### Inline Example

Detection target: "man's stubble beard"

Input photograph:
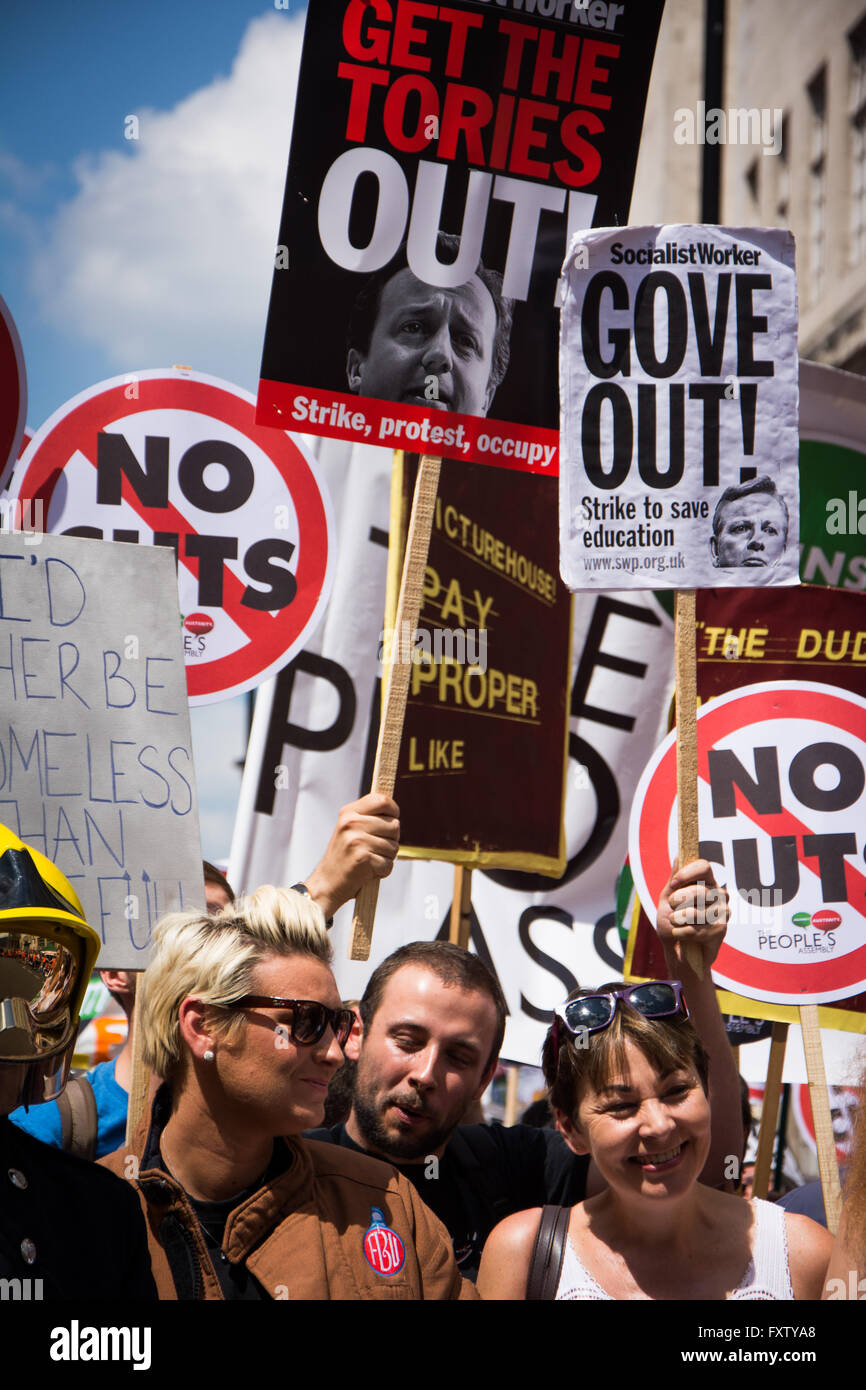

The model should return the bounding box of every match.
[350,1069,457,1162]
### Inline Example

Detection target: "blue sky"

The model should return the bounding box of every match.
[0,0,310,862]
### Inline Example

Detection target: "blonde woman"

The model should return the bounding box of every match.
[102,887,473,1300]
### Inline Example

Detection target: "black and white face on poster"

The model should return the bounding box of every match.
[257,0,665,475]
[559,225,799,589]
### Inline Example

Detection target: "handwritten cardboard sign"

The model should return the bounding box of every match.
[0,532,203,967]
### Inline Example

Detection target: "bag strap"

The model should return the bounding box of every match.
[57,1074,98,1162]
[526,1204,571,1301]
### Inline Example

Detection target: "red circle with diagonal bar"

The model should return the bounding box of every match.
[10,370,334,704]
[629,682,866,1005]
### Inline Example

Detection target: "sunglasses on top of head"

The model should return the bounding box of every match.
[551,980,688,1059]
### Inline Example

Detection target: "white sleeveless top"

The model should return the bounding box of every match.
[555,1198,795,1301]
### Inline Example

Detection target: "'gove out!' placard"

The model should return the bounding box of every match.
[0,532,204,968]
[559,225,799,589]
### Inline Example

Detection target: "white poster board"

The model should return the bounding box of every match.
[0,531,204,967]
[559,225,799,590]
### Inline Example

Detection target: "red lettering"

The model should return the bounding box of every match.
[383,74,440,151]
[342,0,392,66]
[489,93,516,170]
[573,39,619,110]
[438,83,494,163]
[337,62,391,142]
[499,19,537,91]
[554,109,604,187]
[391,0,437,72]
[438,6,483,78]
[532,30,581,103]
[509,98,558,180]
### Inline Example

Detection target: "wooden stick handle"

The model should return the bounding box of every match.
[449,866,473,949]
[675,589,704,979]
[800,1003,843,1234]
[350,454,442,960]
[125,977,149,1149]
[752,1021,788,1199]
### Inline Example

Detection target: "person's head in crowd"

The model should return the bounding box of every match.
[202,860,234,916]
[542,980,711,1190]
[139,886,351,1136]
[520,1096,555,1129]
[710,475,788,568]
[347,941,506,1161]
[346,235,514,419]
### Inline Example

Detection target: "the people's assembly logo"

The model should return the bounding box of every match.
[182,612,214,660]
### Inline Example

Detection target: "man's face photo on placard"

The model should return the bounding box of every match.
[345,237,513,420]
[710,477,789,568]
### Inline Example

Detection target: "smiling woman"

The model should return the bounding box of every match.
[100,887,474,1301]
[477,983,834,1301]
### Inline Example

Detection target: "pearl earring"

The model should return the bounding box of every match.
[203,1049,215,1063]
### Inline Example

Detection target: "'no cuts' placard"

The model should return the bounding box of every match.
[559,225,799,589]
[10,370,335,704]
[0,532,204,968]
[629,682,866,1006]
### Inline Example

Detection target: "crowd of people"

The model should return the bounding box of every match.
[1,796,864,1301]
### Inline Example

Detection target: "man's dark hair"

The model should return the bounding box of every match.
[347,234,514,394]
[359,941,507,1075]
[202,860,235,904]
[711,475,788,537]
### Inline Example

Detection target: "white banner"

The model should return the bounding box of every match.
[229,439,676,1066]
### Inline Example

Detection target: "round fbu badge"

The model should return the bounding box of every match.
[629,682,866,1006]
[363,1207,405,1277]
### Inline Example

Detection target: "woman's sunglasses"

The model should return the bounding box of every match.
[552,980,688,1060]
[229,996,356,1049]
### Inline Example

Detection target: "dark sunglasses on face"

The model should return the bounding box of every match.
[229,996,356,1050]
[552,980,689,1061]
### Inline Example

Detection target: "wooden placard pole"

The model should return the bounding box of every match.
[350,454,442,960]
[674,589,704,979]
[799,1003,843,1234]
[125,977,149,1148]
[449,866,473,949]
[504,1063,520,1127]
[752,1020,789,1199]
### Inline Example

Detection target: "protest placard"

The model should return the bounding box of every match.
[257,0,666,473]
[0,531,203,968]
[388,453,570,872]
[0,293,27,493]
[629,681,866,1007]
[559,224,799,588]
[9,370,335,704]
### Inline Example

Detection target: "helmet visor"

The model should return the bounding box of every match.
[0,924,85,1061]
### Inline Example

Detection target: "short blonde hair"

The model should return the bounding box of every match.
[138,885,332,1080]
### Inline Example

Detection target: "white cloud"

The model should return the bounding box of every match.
[31,11,304,392]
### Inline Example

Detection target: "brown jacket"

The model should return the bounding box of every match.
[101,1091,476,1301]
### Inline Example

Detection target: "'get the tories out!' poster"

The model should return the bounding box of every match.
[257,0,666,474]
[559,224,800,588]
